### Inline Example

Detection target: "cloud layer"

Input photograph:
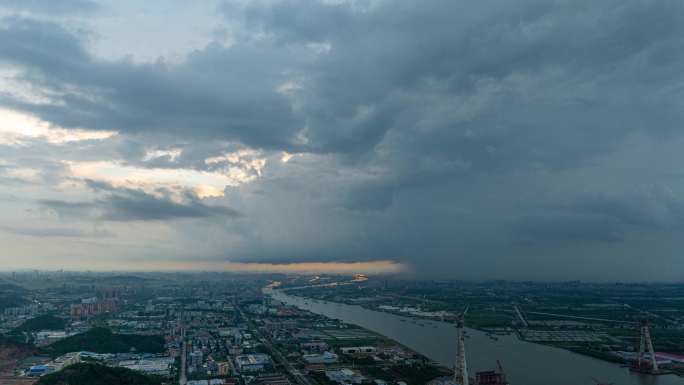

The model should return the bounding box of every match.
[1,0,684,280]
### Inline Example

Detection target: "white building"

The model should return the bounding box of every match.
[325,369,365,385]
[34,331,74,347]
[340,347,376,355]
[118,357,175,377]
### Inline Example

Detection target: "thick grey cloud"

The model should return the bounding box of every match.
[2,0,683,160]
[40,181,241,221]
[517,188,684,243]
[223,0,684,159]
[1,0,684,279]
[0,17,304,150]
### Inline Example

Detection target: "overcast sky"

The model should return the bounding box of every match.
[1,0,684,280]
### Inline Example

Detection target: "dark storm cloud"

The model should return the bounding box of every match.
[2,0,684,279]
[517,213,624,243]
[40,181,241,222]
[223,0,684,159]
[2,0,684,160]
[343,179,396,212]
[514,188,684,245]
[573,194,664,230]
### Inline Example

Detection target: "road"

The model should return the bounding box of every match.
[523,311,638,325]
[513,305,529,327]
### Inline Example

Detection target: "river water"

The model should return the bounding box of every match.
[269,290,684,385]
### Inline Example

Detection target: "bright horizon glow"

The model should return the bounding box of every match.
[0,259,409,275]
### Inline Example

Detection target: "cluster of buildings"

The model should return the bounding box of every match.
[4,304,43,318]
[26,352,81,377]
[171,292,434,385]
[248,294,439,385]
[25,352,176,378]
[0,273,457,385]
[69,297,117,319]
[234,354,272,373]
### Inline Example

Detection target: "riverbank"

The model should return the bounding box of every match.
[261,288,453,385]
[278,288,654,370]
[269,289,684,385]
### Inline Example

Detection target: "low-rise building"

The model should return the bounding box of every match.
[340,347,376,355]
[117,357,175,377]
[254,373,291,385]
[302,351,338,364]
[27,365,49,377]
[325,369,365,385]
[234,354,272,373]
[300,341,328,352]
[34,331,73,347]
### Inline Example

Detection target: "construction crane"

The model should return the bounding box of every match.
[451,314,510,385]
[517,308,662,375]
[454,316,469,385]
[631,319,659,374]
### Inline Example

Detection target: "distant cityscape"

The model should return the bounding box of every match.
[0,272,448,385]
[0,272,681,385]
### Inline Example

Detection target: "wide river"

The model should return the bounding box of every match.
[269,290,684,385]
